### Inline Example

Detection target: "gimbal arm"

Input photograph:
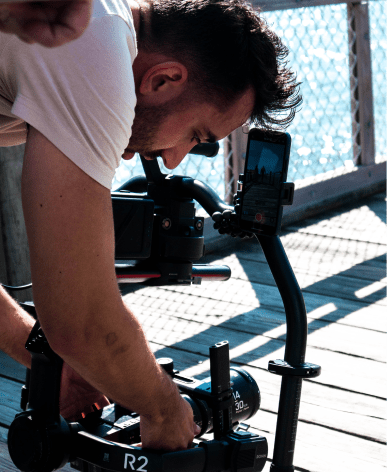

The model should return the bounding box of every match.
[115,150,232,216]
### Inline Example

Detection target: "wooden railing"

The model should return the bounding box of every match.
[220,0,385,234]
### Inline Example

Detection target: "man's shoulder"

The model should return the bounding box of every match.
[92,0,136,39]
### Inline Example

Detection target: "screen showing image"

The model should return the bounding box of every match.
[247,140,284,174]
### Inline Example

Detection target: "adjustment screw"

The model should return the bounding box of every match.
[161,218,172,230]
[212,212,222,222]
[195,219,204,231]
[157,357,174,374]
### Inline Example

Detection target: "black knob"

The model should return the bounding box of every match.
[8,411,71,472]
[157,358,174,375]
[212,212,222,223]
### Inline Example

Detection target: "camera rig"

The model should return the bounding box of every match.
[8,141,321,472]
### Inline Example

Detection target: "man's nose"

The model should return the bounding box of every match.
[162,143,196,169]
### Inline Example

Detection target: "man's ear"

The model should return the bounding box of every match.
[138,62,188,104]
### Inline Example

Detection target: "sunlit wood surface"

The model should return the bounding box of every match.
[1,192,386,472]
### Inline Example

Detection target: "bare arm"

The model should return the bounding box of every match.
[0,0,92,47]
[0,285,110,420]
[21,127,198,450]
[0,285,34,367]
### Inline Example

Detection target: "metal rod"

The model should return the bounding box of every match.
[257,235,308,471]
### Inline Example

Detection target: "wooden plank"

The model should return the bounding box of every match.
[250,417,386,472]
[0,378,22,427]
[205,253,387,308]
[0,425,7,443]
[126,288,386,362]
[0,351,26,384]
[281,166,386,234]
[249,412,386,471]
[224,250,385,283]
[287,192,386,231]
[123,305,386,396]
[123,274,386,334]
[285,207,386,244]
[225,230,386,269]
[0,439,22,472]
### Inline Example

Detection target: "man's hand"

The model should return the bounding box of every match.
[60,362,110,422]
[140,394,201,451]
[0,0,92,47]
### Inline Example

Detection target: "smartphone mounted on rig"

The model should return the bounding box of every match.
[7,130,320,472]
[235,129,294,236]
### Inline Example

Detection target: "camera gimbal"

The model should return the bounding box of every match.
[8,142,320,472]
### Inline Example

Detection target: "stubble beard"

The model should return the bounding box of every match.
[125,103,169,159]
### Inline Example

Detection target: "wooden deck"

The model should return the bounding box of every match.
[1,192,386,472]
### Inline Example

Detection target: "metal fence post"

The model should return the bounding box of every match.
[0,144,32,302]
[0,211,7,283]
[224,127,248,203]
[347,1,375,166]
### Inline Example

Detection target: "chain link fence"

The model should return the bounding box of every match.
[113,1,386,203]
[370,0,387,164]
[275,3,353,181]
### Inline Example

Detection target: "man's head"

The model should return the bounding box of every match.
[125,0,301,168]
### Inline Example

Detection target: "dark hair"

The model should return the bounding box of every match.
[139,0,302,129]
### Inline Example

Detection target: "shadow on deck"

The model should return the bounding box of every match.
[1,192,386,472]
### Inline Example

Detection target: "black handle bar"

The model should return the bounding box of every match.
[190,142,220,157]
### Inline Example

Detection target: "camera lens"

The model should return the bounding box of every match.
[183,367,260,436]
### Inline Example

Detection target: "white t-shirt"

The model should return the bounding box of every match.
[0,0,137,189]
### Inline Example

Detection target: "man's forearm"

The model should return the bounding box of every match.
[50,295,181,423]
[0,285,34,368]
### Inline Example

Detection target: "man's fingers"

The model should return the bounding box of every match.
[194,423,201,436]
[0,0,93,47]
[24,0,92,47]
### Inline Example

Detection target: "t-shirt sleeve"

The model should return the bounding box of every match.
[10,14,136,189]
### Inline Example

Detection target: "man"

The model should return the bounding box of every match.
[0,0,93,47]
[0,0,301,451]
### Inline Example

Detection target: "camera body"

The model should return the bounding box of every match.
[112,176,206,285]
[112,156,232,286]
